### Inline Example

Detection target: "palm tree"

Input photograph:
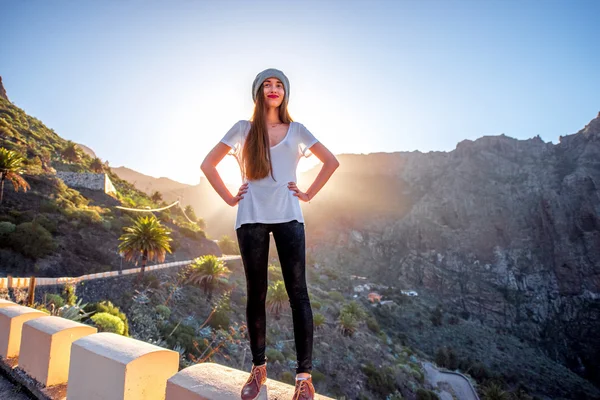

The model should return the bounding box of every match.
[0,147,30,204]
[482,382,510,400]
[61,141,80,163]
[340,301,366,321]
[481,382,510,400]
[150,191,163,203]
[90,157,104,173]
[186,255,231,301]
[266,280,289,319]
[118,215,172,279]
[313,312,326,331]
[337,312,357,337]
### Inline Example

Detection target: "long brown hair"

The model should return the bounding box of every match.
[242,83,293,181]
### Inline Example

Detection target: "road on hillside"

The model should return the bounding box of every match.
[423,362,479,400]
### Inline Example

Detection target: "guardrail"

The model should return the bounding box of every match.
[0,255,241,289]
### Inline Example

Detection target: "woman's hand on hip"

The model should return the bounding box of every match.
[227,183,248,206]
[288,182,310,202]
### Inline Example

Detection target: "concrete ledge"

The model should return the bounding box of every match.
[66,332,179,400]
[166,363,334,400]
[0,305,47,359]
[19,316,97,387]
[0,300,16,308]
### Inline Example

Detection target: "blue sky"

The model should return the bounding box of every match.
[1,0,599,185]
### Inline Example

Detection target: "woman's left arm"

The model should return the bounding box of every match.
[288,142,339,202]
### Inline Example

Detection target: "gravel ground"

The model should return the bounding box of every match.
[0,374,31,400]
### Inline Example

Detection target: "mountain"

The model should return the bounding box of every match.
[76,142,97,158]
[299,112,600,390]
[110,167,241,239]
[110,111,600,392]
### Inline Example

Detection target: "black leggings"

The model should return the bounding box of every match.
[236,219,313,374]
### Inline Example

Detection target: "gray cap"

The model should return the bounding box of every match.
[252,68,290,104]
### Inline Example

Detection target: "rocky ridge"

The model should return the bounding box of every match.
[306,112,600,389]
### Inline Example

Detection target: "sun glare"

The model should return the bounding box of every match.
[212,154,322,188]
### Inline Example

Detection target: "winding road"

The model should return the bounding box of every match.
[422,362,479,400]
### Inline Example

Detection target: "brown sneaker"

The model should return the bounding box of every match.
[292,376,315,400]
[241,363,267,400]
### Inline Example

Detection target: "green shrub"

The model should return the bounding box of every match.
[328,291,344,302]
[208,307,230,330]
[366,317,380,333]
[361,362,397,398]
[86,301,129,336]
[74,208,102,224]
[161,323,200,356]
[435,347,448,367]
[469,361,490,381]
[341,301,366,321]
[434,347,458,369]
[9,222,57,259]
[313,313,326,329]
[410,368,424,383]
[281,371,294,385]
[45,293,65,309]
[91,312,125,335]
[61,284,77,306]
[141,274,160,289]
[217,235,240,255]
[0,221,16,236]
[430,305,443,327]
[40,200,60,213]
[311,300,322,310]
[266,348,285,363]
[155,305,171,319]
[34,214,58,234]
[312,370,325,384]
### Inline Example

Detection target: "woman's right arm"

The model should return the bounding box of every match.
[200,142,247,207]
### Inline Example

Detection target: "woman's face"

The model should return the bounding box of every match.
[262,78,285,108]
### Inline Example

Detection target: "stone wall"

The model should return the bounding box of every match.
[56,172,116,195]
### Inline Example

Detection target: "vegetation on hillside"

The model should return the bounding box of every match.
[0,94,211,277]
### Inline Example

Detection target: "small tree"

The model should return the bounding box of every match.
[185,255,231,301]
[340,301,366,321]
[0,147,30,204]
[313,313,326,330]
[90,157,104,173]
[61,141,81,163]
[151,191,163,203]
[266,280,289,319]
[118,215,172,279]
[337,312,358,337]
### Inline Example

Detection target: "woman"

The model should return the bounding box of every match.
[200,68,339,400]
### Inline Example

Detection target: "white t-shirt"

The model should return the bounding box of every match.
[220,120,319,230]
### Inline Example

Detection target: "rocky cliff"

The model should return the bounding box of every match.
[304,112,600,388]
[0,76,8,101]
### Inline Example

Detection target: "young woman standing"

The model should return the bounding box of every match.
[200,68,339,400]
